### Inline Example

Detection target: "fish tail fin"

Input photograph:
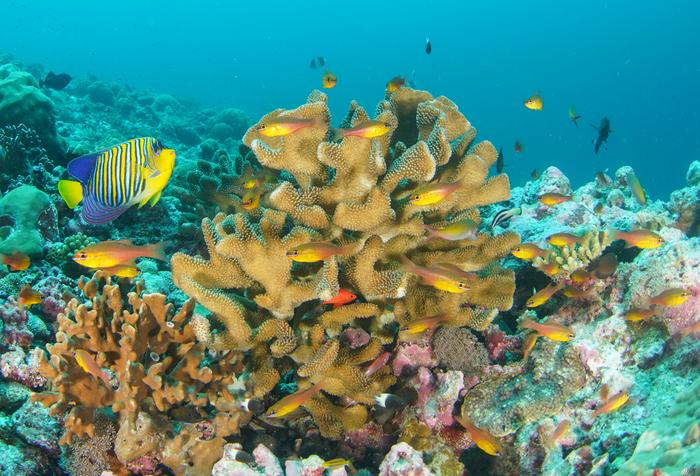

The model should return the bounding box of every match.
[519,317,536,330]
[398,255,416,273]
[58,180,84,209]
[146,242,168,262]
[331,128,346,141]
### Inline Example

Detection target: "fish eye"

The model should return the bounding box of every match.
[411,194,420,201]
[257,124,266,130]
[384,122,391,128]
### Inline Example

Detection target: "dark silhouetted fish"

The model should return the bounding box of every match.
[309,57,326,69]
[592,117,611,154]
[425,38,432,55]
[41,71,72,90]
[497,146,504,173]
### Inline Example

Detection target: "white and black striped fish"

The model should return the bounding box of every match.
[58,137,176,224]
[490,207,522,230]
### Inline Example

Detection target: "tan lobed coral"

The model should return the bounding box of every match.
[532,227,612,279]
[30,271,247,476]
[170,88,519,439]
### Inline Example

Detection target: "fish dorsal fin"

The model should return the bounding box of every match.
[112,239,134,245]
[67,152,102,184]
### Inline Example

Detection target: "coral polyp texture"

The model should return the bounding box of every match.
[171,88,518,440]
[31,271,246,475]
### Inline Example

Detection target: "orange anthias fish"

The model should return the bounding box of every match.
[265,380,325,418]
[286,242,352,263]
[400,257,470,293]
[539,193,572,206]
[365,350,391,377]
[334,120,392,140]
[570,269,595,285]
[547,232,583,247]
[102,263,140,279]
[511,243,548,260]
[386,76,406,92]
[679,320,700,336]
[650,288,692,307]
[520,316,574,341]
[2,252,31,271]
[593,391,630,418]
[522,333,538,360]
[562,286,593,299]
[322,69,337,88]
[73,240,167,269]
[425,219,478,241]
[613,230,664,249]
[526,283,564,308]
[74,349,111,387]
[409,182,461,206]
[540,261,560,277]
[17,284,42,308]
[545,420,571,450]
[322,288,357,308]
[455,415,503,456]
[400,313,449,336]
[255,117,323,137]
[623,308,655,322]
[524,94,543,111]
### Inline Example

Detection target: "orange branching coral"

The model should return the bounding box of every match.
[171,87,519,439]
[31,272,247,475]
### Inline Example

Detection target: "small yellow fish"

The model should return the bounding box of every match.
[101,263,140,279]
[593,392,629,418]
[547,232,583,247]
[74,349,112,387]
[425,219,478,241]
[322,69,337,88]
[522,333,538,360]
[17,284,42,308]
[623,308,654,322]
[265,381,324,418]
[400,256,470,294]
[409,182,461,206]
[650,288,692,307]
[570,269,595,285]
[627,172,647,206]
[520,316,574,341]
[561,286,592,299]
[386,76,406,92]
[524,94,543,111]
[455,415,503,456]
[334,120,392,140]
[255,117,322,137]
[526,283,564,308]
[74,240,166,269]
[594,202,604,215]
[539,193,572,206]
[679,320,700,336]
[241,189,262,211]
[511,243,548,260]
[400,314,449,336]
[322,458,356,472]
[568,106,582,126]
[540,261,560,277]
[286,242,352,263]
[613,230,664,249]
[545,420,571,450]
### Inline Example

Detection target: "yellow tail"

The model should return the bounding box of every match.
[58,180,83,209]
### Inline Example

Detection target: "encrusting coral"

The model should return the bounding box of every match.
[170,87,520,439]
[30,271,247,475]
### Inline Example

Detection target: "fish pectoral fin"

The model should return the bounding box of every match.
[58,180,84,208]
[148,191,162,207]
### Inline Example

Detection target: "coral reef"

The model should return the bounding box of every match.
[170,88,518,443]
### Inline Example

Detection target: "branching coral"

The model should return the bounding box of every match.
[30,271,247,475]
[171,88,519,439]
[532,227,612,278]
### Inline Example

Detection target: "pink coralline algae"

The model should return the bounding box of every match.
[417,370,464,429]
[0,346,46,388]
[0,298,33,348]
[391,337,437,376]
[484,325,521,362]
[378,443,431,476]
[213,443,283,476]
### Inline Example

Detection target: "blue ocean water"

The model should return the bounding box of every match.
[2,0,698,197]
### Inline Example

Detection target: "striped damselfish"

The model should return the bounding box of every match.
[58,137,176,224]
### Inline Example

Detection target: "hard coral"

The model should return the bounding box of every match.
[31,271,247,475]
[172,88,519,440]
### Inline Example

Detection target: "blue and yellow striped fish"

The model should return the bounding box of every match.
[58,137,176,224]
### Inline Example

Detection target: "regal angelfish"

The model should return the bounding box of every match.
[58,137,176,224]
